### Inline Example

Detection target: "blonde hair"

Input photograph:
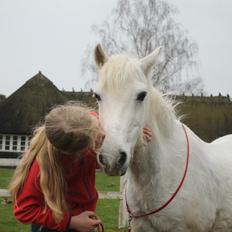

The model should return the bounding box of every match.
[45,103,100,153]
[9,103,100,222]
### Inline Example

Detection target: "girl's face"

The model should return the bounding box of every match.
[90,116,105,152]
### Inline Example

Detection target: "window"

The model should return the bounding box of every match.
[5,135,10,151]
[20,136,26,151]
[0,134,30,152]
[13,136,18,151]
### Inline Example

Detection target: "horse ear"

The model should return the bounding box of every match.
[94,44,108,70]
[140,47,162,77]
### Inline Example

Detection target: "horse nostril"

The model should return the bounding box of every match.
[99,154,106,166]
[118,151,127,166]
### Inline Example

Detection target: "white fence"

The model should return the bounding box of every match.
[0,158,20,167]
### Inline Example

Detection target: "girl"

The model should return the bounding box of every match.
[9,103,152,232]
[10,103,103,232]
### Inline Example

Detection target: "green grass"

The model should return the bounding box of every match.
[0,200,123,232]
[0,168,14,189]
[0,203,30,232]
[0,168,124,232]
[96,171,120,192]
[97,199,121,231]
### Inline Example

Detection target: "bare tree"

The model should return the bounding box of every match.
[82,0,204,94]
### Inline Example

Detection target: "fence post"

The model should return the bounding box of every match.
[118,176,128,229]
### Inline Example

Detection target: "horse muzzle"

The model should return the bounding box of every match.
[98,150,128,176]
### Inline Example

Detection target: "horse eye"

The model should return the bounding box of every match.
[136,91,147,101]
[94,93,101,101]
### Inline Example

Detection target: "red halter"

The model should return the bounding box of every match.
[125,124,190,231]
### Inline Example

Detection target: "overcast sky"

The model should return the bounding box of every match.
[0,0,231,97]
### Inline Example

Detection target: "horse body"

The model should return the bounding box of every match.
[127,118,232,232]
[94,44,232,231]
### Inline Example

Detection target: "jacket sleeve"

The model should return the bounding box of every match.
[13,161,71,232]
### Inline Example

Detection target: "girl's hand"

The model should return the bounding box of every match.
[143,127,152,144]
[69,211,101,232]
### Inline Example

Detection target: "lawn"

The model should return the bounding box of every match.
[0,168,14,189]
[0,168,126,232]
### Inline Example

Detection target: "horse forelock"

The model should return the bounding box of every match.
[98,54,146,93]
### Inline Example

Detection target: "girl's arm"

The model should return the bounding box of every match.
[13,161,71,232]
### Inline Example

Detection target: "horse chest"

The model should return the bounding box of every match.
[127,183,216,232]
[127,182,157,211]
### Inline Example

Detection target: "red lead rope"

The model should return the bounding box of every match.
[125,124,190,230]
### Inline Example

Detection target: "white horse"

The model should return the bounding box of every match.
[94,44,232,232]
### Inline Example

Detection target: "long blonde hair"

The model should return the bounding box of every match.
[9,103,101,222]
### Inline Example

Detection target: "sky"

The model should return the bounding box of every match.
[0,0,231,97]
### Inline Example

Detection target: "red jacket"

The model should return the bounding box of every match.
[14,149,98,231]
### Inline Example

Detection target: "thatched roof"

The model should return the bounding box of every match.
[62,90,97,109]
[0,94,6,102]
[0,94,6,108]
[0,72,67,134]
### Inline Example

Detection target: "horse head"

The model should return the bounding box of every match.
[94,44,161,176]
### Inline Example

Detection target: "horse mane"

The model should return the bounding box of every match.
[148,89,179,137]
